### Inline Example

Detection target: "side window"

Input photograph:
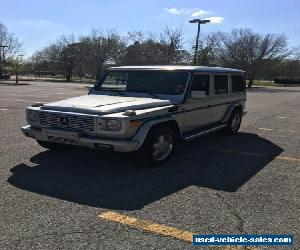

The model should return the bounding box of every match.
[214,75,228,94]
[191,75,210,95]
[232,75,246,92]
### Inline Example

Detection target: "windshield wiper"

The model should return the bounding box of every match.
[115,90,126,96]
[98,88,126,96]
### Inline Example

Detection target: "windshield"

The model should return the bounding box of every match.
[95,70,189,95]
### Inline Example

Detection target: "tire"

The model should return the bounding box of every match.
[37,140,69,150]
[224,110,242,134]
[139,126,177,166]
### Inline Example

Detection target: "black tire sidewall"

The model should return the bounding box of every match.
[227,111,242,134]
[143,127,177,166]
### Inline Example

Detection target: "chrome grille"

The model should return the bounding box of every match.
[38,112,95,132]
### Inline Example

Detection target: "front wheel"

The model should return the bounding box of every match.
[224,111,242,134]
[140,127,177,166]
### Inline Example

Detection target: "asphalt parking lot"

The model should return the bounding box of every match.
[0,81,299,250]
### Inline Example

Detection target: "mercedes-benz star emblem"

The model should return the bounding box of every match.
[58,116,70,126]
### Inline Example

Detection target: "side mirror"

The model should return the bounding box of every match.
[191,91,207,99]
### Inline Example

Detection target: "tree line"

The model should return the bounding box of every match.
[1,22,299,87]
[0,23,22,75]
[28,27,190,82]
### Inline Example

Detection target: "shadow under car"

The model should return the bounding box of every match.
[8,132,282,210]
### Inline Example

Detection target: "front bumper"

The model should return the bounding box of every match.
[21,125,139,152]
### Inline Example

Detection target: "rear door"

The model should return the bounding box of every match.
[211,74,230,123]
[181,73,213,133]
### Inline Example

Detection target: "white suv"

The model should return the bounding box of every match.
[22,66,247,165]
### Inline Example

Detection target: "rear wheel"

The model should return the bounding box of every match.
[224,110,242,134]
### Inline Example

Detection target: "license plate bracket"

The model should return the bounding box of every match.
[45,129,79,144]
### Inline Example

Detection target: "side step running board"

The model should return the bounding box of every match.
[183,124,227,141]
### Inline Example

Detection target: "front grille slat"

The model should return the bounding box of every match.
[38,112,95,132]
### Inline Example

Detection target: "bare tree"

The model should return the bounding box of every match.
[276,59,300,79]
[30,35,79,81]
[31,43,63,77]
[158,27,184,64]
[120,27,189,65]
[291,46,300,60]
[81,30,125,80]
[29,26,293,84]
[31,50,48,76]
[56,34,78,81]
[214,28,290,87]
[29,30,124,80]
[126,31,145,44]
[197,33,220,66]
[0,23,22,74]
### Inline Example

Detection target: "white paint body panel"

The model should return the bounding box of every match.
[42,94,175,114]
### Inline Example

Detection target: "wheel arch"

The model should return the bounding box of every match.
[222,103,243,123]
[148,120,181,136]
[133,117,181,150]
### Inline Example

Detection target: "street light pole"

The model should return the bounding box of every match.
[189,19,210,65]
[16,54,24,84]
[194,21,201,66]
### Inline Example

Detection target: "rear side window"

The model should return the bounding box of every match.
[214,75,228,94]
[232,75,246,92]
[191,75,210,95]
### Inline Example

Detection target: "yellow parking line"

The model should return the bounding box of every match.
[216,150,300,163]
[99,211,194,242]
[279,129,297,133]
[258,127,297,133]
[276,156,300,163]
[99,211,258,250]
[258,127,273,131]
[269,134,300,139]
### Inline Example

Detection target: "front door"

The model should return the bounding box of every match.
[182,74,213,133]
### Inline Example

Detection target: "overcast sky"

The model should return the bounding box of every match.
[1,0,299,57]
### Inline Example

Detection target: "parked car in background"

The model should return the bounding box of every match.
[0,73,11,80]
[274,77,300,84]
[80,73,95,79]
[22,66,247,166]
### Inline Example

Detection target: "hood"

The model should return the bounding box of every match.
[41,94,173,114]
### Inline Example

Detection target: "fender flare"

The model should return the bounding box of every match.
[222,103,243,123]
[132,116,179,150]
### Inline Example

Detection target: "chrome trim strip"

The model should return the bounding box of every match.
[183,124,227,141]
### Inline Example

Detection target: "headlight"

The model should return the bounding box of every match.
[27,110,38,125]
[96,117,122,132]
[106,119,121,131]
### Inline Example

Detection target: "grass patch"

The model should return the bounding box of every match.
[8,77,94,84]
[251,80,300,87]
